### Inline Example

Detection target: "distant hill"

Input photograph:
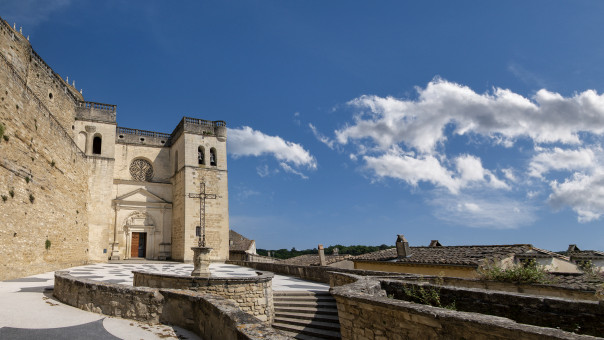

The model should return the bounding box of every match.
[257,244,394,260]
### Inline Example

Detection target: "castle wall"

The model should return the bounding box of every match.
[0,28,90,280]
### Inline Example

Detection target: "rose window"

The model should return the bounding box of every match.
[130,159,153,182]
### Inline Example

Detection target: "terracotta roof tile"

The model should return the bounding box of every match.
[229,230,253,252]
[353,245,535,267]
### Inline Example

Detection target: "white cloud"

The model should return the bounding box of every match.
[228,126,317,177]
[336,79,604,154]
[431,194,537,229]
[549,170,604,222]
[364,150,507,194]
[309,123,336,149]
[280,162,308,179]
[529,147,596,178]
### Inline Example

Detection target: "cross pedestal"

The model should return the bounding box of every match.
[191,247,213,277]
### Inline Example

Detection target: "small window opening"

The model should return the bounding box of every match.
[92,136,102,155]
[196,226,201,237]
[210,148,217,166]
[198,146,205,165]
[48,92,53,99]
[119,135,124,138]
[140,138,145,142]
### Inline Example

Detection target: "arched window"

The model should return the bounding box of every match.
[210,148,217,166]
[174,151,179,174]
[92,135,102,155]
[198,146,205,165]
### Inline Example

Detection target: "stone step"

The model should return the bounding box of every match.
[274,301,337,308]
[278,330,328,340]
[274,290,332,297]
[275,311,340,323]
[275,306,339,316]
[272,322,341,340]
[274,296,336,303]
[274,316,340,332]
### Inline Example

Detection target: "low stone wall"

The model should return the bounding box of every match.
[404,275,598,301]
[133,271,274,322]
[228,260,403,284]
[331,274,602,340]
[233,260,599,301]
[53,271,164,322]
[53,271,291,340]
[382,279,603,337]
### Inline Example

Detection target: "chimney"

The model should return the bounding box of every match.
[333,247,339,256]
[429,240,442,247]
[318,244,326,266]
[396,235,410,259]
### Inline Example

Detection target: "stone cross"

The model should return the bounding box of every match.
[188,180,217,248]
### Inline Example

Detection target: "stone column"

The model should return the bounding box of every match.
[191,247,212,277]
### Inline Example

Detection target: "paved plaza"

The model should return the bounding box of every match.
[0,262,328,339]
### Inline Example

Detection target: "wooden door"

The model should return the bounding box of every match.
[131,233,139,257]
[138,232,147,258]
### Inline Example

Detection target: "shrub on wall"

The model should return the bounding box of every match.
[478,259,550,284]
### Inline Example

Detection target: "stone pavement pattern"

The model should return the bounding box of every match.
[0,262,328,339]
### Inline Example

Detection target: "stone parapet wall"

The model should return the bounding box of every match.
[382,279,603,337]
[53,271,291,340]
[54,271,164,322]
[133,271,274,322]
[332,274,602,340]
[228,260,403,284]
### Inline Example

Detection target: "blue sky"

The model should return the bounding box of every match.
[3,1,604,251]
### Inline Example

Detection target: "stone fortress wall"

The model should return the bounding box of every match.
[0,20,90,280]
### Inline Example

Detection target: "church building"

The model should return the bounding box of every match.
[80,106,230,263]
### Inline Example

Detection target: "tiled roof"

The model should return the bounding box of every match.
[353,244,535,267]
[569,250,604,261]
[229,230,253,252]
[548,272,604,291]
[281,254,352,266]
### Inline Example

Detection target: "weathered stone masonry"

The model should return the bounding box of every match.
[0,19,89,280]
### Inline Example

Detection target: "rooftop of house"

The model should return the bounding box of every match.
[353,244,540,267]
[280,254,353,266]
[566,244,604,261]
[229,230,254,252]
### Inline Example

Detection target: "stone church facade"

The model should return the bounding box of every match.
[80,108,229,263]
[0,18,229,280]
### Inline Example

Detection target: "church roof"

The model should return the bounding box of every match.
[229,230,254,252]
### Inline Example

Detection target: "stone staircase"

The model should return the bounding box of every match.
[272,291,341,340]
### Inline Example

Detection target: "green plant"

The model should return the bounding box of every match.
[0,122,4,141]
[45,239,51,250]
[9,189,14,198]
[29,193,34,203]
[478,259,550,284]
[1,195,7,202]
[2,135,8,142]
[50,160,55,167]
[25,176,30,183]
[578,261,604,282]
[402,276,456,310]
